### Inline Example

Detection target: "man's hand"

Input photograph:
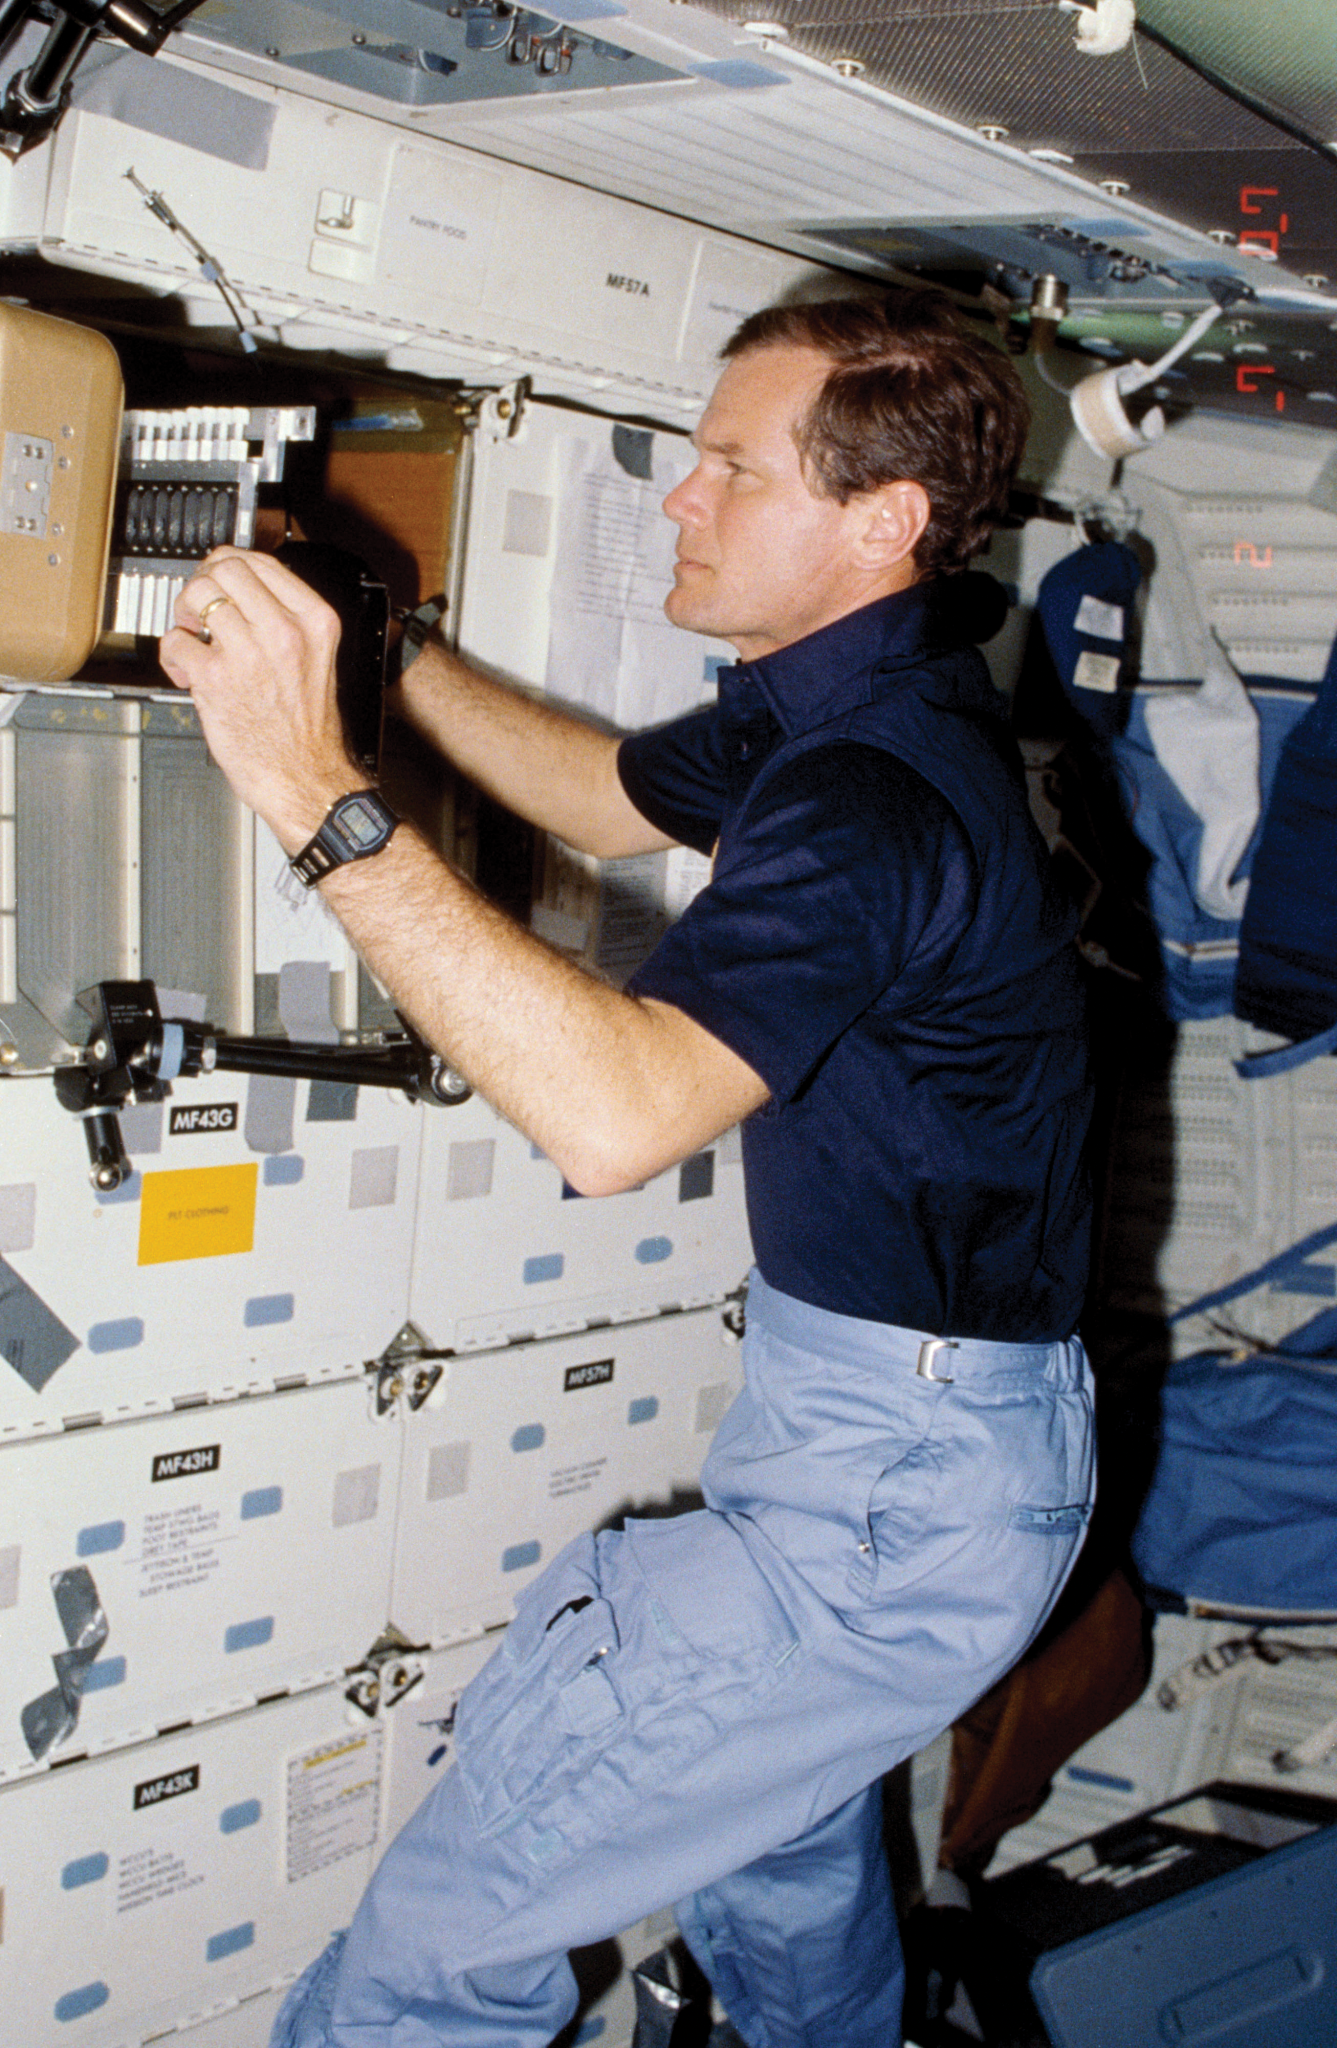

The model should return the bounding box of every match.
[158,546,363,851]
[157,548,769,1192]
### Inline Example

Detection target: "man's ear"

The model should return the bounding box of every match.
[859,479,931,572]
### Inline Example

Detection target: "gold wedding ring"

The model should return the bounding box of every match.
[196,593,231,644]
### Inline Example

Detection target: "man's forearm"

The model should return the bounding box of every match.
[157,549,757,1186]
[318,822,766,1194]
[392,643,672,860]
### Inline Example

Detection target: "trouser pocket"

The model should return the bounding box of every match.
[454,1518,801,1872]
[455,1536,624,1844]
[843,1369,1094,1647]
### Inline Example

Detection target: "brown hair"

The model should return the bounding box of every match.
[722,292,1029,578]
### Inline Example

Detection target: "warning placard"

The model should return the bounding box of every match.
[137,1164,258,1265]
[286,1728,384,1884]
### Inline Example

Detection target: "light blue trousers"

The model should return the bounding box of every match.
[274,1272,1095,2048]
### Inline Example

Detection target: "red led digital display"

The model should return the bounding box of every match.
[1234,184,1288,412]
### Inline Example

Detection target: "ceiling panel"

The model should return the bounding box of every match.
[160,0,1337,426]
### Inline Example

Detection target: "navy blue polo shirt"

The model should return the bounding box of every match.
[619,583,1092,1342]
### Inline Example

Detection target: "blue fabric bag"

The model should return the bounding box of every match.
[1234,630,1337,1075]
[1132,1225,1337,1619]
[1133,1338,1337,1620]
[1038,544,1314,1022]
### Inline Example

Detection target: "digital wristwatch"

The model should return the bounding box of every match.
[289,789,401,888]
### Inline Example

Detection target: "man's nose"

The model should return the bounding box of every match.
[663,466,703,525]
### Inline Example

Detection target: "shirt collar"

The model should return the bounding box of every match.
[716,582,950,741]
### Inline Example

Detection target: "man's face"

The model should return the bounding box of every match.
[662,344,913,661]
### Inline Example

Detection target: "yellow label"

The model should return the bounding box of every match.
[138,1164,258,1266]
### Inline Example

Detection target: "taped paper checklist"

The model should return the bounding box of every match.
[286,1728,384,1882]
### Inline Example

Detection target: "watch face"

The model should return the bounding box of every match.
[292,791,398,887]
[337,795,388,850]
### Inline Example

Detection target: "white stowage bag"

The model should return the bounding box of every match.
[1142,636,1262,922]
[1060,0,1137,58]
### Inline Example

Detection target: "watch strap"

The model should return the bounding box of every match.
[394,596,446,679]
[290,789,401,888]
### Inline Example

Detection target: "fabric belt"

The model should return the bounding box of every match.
[746,1269,1081,1387]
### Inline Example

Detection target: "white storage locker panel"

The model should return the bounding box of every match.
[37,74,823,411]
[1210,1624,1337,1803]
[1010,1623,1337,1838]
[0,1070,423,1437]
[376,1635,497,1856]
[392,1303,745,1643]
[1266,1056,1337,1322]
[0,1684,382,2048]
[409,1094,749,1350]
[1127,452,1337,689]
[0,1378,400,1779]
[173,1985,288,2048]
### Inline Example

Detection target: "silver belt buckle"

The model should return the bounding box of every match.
[916,1337,958,1384]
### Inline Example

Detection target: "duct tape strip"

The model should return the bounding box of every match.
[307,1080,358,1123]
[279,960,340,1046]
[612,425,654,481]
[0,1254,80,1393]
[118,1101,164,1157]
[21,1566,109,1761]
[69,48,276,171]
[0,1182,35,1254]
[245,1073,297,1155]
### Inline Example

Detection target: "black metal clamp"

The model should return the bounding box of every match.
[54,978,470,1190]
[0,1,210,154]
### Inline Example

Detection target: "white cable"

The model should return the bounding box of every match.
[1034,349,1077,395]
[1119,301,1225,393]
[1037,303,1221,401]
[1069,302,1225,458]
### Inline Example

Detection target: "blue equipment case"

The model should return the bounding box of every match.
[984,1782,1337,2048]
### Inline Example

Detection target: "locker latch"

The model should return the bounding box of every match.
[371,1322,447,1415]
[479,376,533,443]
[344,1623,427,1720]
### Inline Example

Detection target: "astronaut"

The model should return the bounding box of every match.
[161,290,1094,2048]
